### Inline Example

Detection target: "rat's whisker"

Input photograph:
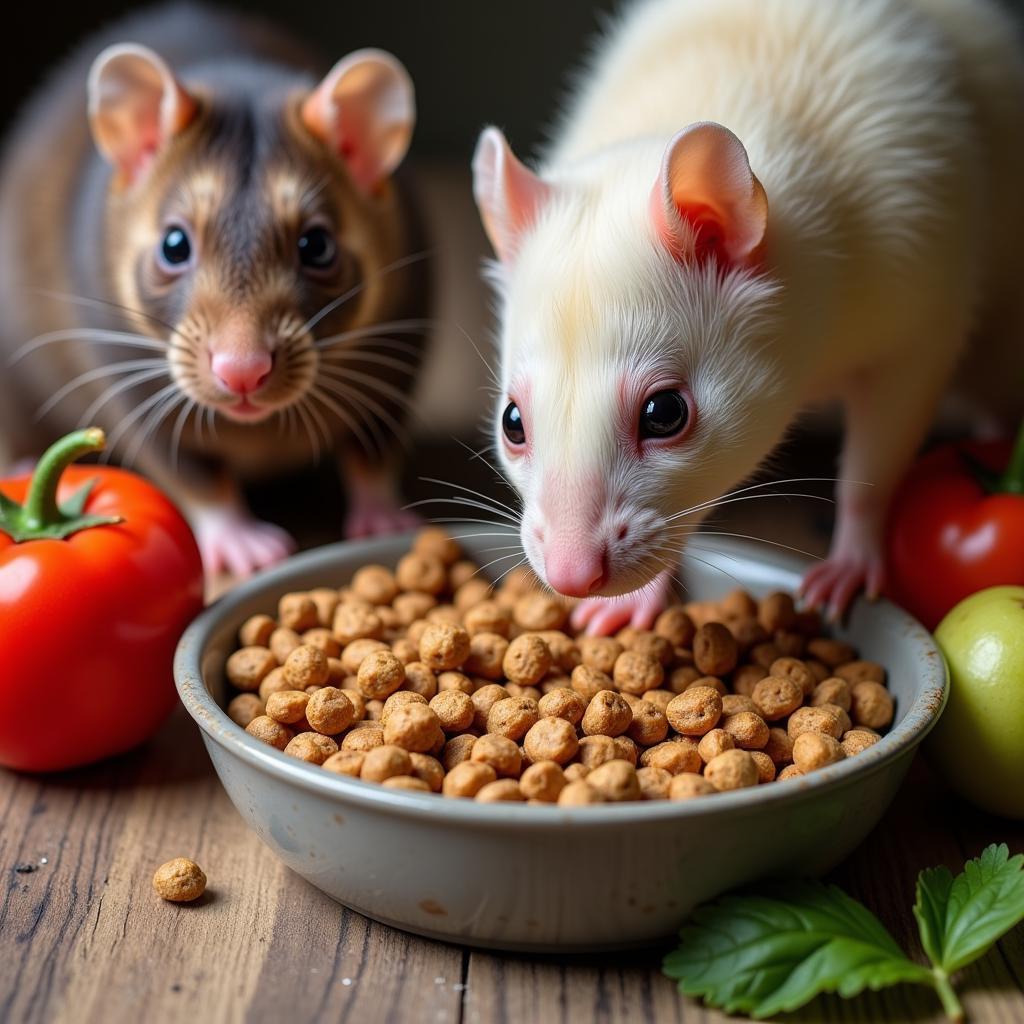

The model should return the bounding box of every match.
[170,398,196,471]
[37,359,167,421]
[665,526,824,562]
[124,390,187,467]
[472,549,532,579]
[307,386,376,456]
[301,249,434,335]
[76,367,171,427]
[316,377,412,451]
[101,382,181,461]
[666,490,836,524]
[292,399,322,463]
[418,475,521,516]
[321,349,419,375]
[419,516,520,531]
[450,322,501,393]
[490,555,531,588]
[27,288,187,342]
[315,319,435,350]
[319,364,418,411]
[10,328,168,365]
[406,495,520,524]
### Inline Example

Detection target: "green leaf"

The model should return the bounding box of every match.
[914,843,1024,974]
[663,881,933,1018]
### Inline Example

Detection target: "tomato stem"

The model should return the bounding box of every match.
[0,428,123,543]
[22,429,106,529]
[998,415,1024,495]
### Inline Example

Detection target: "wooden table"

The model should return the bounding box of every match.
[2,475,1023,1024]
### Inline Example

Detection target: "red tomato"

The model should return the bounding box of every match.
[885,437,1024,631]
[0,429,203,771]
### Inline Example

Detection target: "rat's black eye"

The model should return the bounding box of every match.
[639,390,689,439]
[298,226,338,270]
[502,401,526,446]
[159,226,192,269]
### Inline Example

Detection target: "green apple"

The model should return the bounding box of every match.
[930,586,1024,818]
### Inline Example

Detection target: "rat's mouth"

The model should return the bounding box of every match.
[220,397,274,423]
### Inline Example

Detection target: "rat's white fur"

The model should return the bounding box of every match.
[479,0,1024,612]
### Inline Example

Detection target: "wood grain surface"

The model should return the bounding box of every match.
[2,700,1022,1024]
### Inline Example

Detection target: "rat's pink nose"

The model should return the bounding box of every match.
[544,543,608,598]
[211,351,273,395]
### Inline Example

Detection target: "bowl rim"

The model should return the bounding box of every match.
[174,532,948,829]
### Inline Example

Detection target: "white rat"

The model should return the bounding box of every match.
[472,0,1024,633]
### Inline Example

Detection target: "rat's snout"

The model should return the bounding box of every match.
[210,350,272,395]
[208,316,273,396]
[543,539,609,597]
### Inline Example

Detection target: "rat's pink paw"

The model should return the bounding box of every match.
[570,571,671,635]
[194,507,296,578]
[345,494,420,539]
[801,550,885,622]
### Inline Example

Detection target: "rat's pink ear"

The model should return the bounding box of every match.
[88,44,197,188]
[473,127,552,263]
[653,122,768,267]
[302,50,415,195]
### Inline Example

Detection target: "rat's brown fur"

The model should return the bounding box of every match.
[0,3,428,543]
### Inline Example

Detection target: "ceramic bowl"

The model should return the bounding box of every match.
[174,531,947,952]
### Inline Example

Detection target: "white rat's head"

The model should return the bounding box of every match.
[473,123,791,598]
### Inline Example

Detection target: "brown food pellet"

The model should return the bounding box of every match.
[523,717,579,765]
[438,671,475,694]
[226,647,276,692]
[361,744,413,782]
[793,731,846,772]
[396,552,447,595]
[640,738,701,775]
[322,750,365,777]
[383,703,442,753]
[488,697,540,741]
[586,759,641,802]
[340,638,388,675]
[770,657,816,697]
[265,689,310,725]
[519,761,566,802]
[413,527,462,565]
[419,622,472,672]
[788,705,843,740]
[811,677,852,711]
[693,623,739,676]
[430,690,475,732]
[582,690,634,737]
[463,601,512,638]
[697,728,735,763]
[381,775,432,792]
[279,593,319,632]
[284,732,339,764]
[357,650,406,700]
[239,614,276,648]
[722,711,769,750]
[227,693,265,728]
[245,715,292,750]
[558,780,604,805]
[441,733,479,772]
[752,675,803,720]
[153,858,207,902]
[258,667,291,702]
[749,750,777,783]
[513,594,568,632]
[613,650,664,695]
[836,660,886,685]
[668,773,717,800]
[333,602,384,645]
[306,687,356,735]
[302,628,342,658]
[654,607,695,648]
[463,632,510,679]
[476,779,525,802]
[850,681,894,729]
[284,644,329,689]
[636,765,672,800]
[341,724,384,752]
[705,749,759,791]
[763,726,795,765]
[471,733,522,778]
[577,734,618,769]
[777,764,804,780]
[443,760,497,797]
[666,686,723,736]
[841,728,880,756]
[393,591,436,626]
[269,627,303,664]
[579,637,624,674]
[502,633,553,686]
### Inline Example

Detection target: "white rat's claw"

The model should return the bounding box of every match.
[194,507,296,579]
[800,551,885,622]
[569,571,672,636]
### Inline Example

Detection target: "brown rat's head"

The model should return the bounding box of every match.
[88,43,415,426]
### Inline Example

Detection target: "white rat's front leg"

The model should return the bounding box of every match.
[340,450,420,539]
[570,570,673,634]
[802,349,954,619]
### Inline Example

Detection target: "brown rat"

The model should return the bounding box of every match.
[0,2,429,575]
